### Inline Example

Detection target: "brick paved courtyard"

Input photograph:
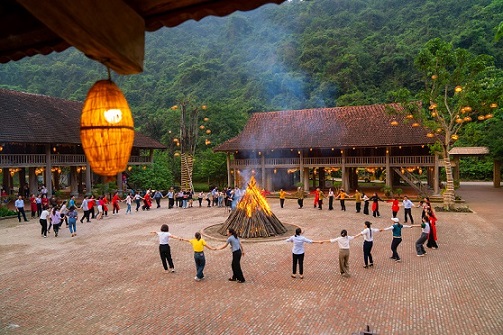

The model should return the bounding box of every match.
[1,183,502,335]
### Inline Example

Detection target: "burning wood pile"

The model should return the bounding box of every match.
[218,176,287,238]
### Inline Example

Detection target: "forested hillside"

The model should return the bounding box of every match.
[1,0,502,183]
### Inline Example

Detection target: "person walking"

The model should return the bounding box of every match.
[296,186,305,209]
[88,195,96,219]
[322,229,355,277]
[36,194,43,217]
[29,194,37,218]
[317,188,325,210]
[174,232,214,281]
[354,221,380,268]
[402,195,414,224]
[153,190,163,208]
[49,207,62,237]
[381,217,412,262]
[328,188,335,210]
[14,195,28,222]
[124,193,132,214]
[59,200,68,227]
[426,209,438,249]
[285,228,323,279]
[112,191,121,215]
[133,192,142,212]
[411,216,430,257]
[362,193,370,215]
[167,188,175,209]
[336,189,349,211]
[279,189,287,208]
[39,207,50,238]
[390,197,400,218]
[354,190,362,213]
[151,224,178,273]
[67,205,78,237]
[79,196,91,223]
[370,192,384,218]
[217,228,246,283]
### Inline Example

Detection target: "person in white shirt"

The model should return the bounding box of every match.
[285,228,323,279]
[354,221,381,268]
[151,224,181,272]
[39,207,50,237]
[411,216,430,256]
[323,229,355,277]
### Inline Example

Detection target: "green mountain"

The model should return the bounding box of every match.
[1,0,502,146]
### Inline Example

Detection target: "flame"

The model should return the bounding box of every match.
[237,176,272,217]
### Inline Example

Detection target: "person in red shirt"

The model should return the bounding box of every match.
[391,197,400,218]
[41,194,49,210]
[143,191,152,210]
[112,191,121,215]
[29,194,38,218]
[88,195,96,219]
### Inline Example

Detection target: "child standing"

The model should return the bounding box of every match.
[151,224,178,273]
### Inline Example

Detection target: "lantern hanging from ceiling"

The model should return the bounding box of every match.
[80,79,135,176]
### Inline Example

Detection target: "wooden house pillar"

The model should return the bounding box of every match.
[433,154,440,195]
[494,160,501,188]
[226,153,231,187]
[70,166,79,196]
[261,155,266,189]
[45,145,53,196]
[385,147,392,189]
[303,168,309,192]
[85,162,92,195]
[28,167,38,195]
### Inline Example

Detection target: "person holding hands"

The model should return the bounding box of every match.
[285,228,323,279]
[216,228,246,283]
[173,232,214,281]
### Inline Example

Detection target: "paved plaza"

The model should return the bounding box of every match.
[1,182,502,335]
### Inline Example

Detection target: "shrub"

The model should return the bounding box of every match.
[0,206,17,217]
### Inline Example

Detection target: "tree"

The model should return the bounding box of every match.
[127,151,174,191]
[170,98,210,191]
[391,38,502,209]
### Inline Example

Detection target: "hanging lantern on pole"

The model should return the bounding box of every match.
[80,76,135,176]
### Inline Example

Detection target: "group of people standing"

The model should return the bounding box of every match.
[152,226,246,283]
[287,210,438,278]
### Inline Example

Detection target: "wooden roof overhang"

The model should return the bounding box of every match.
[449,147,489,156]
[0,88,166,151]
[0,0,285,75]
[214,104,437,153]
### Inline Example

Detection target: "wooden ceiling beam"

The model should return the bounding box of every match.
[16,0,145,75]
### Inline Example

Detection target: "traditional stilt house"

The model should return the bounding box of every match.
[214,103,441,194]
[0,88,165,196]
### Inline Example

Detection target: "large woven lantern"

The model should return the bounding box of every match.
[80,79,135,176]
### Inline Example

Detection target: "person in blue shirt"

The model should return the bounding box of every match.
[14,195,28,222]
[217,228,246,283]
[382,217,412,262]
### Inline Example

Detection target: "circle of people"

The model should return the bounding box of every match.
[152,197,438,281]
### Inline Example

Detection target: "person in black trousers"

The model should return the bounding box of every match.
[355,221,380,268]
[382,218,412,262]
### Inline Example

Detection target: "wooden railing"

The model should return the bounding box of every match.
[0,154,153,168]
[231,156,439,168]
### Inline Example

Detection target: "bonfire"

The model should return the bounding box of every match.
[218,176,287,238]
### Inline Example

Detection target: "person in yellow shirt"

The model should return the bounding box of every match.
[335,189,349,211]
[279,189,287,208]
[174,232,214,281]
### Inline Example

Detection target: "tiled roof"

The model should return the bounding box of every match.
[0,88,165,149]
[214,103,436,152]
